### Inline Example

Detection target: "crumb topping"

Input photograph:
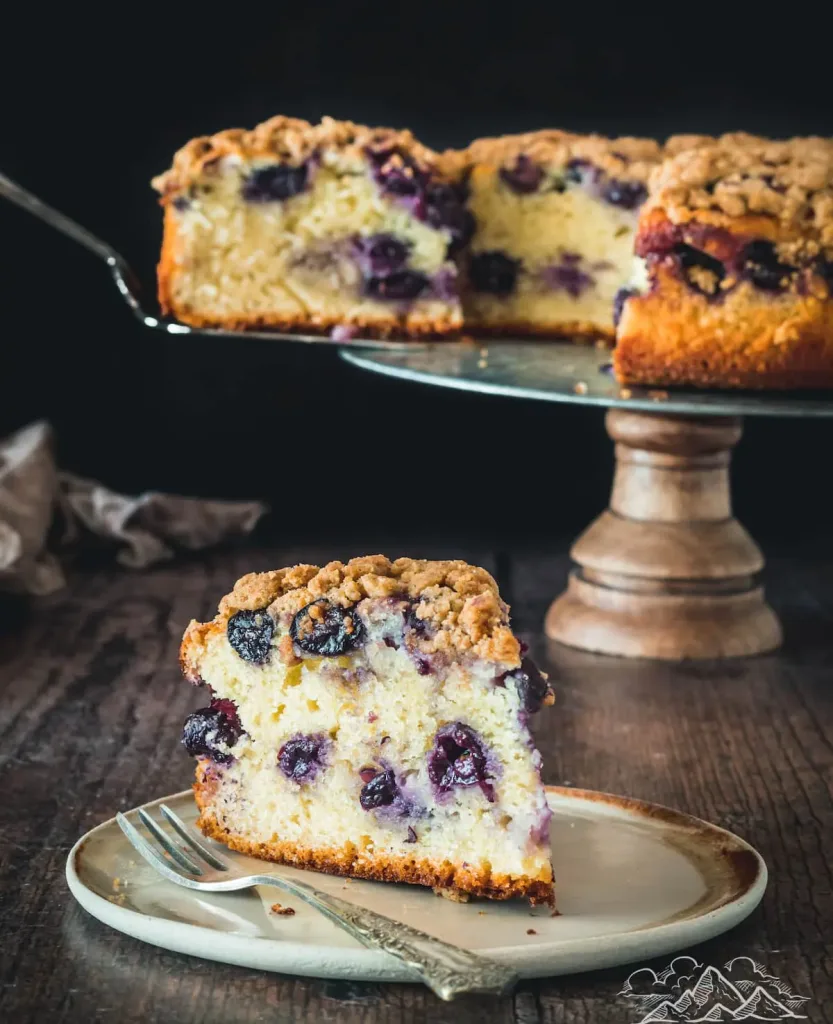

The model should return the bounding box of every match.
[152,115,445,197]
[186,556,520,665]
[647,133,833,248]
[460,130,663,183]
[663,134,716,157]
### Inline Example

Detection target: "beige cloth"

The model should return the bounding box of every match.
[0,421,267,595]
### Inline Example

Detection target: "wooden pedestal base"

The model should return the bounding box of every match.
[546,409,782,659]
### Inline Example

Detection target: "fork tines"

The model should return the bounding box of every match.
[116,805,229,880]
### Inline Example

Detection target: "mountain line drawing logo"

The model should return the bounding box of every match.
[619,956,810,1022]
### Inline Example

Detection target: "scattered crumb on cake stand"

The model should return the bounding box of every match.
[341,338,833,660]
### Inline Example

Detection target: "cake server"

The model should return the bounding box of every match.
[117,803,520,1001]
[0,171,424,351]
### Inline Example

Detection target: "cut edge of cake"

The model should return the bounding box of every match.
[179,556,556,907]
[454,129,663,342]
[152,117,472,339]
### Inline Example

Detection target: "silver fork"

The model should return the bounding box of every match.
[116,804,520,1001]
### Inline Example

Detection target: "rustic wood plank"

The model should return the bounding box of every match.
[514,546,833,1023]
[1,543,831,1022]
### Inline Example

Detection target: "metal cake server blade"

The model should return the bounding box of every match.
[0,171,428,351]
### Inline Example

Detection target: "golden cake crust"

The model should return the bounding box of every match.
[460,129,662,183]
[152,115,449,199]
[466,317,615,343]
[614,260,833,389]
[194,771,554,906]
[181,556,522,679]
[156,302,461,339]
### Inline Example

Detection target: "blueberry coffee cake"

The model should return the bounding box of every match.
[179,556,555,905]
[458,131,663,340]
[152,117,472,337]
[615,133,833,388]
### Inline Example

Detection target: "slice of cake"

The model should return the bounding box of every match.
[179,556,555,905]
[152,117,473,338]
[458,130,663,341]
[614,133,833,388]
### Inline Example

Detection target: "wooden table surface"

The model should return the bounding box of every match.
[2,542,832,1023]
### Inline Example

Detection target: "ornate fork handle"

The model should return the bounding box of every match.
[250,873,520,1000]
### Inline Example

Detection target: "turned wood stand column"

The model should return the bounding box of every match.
[546,408,782,659]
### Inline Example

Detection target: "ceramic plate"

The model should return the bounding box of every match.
[66,787,766,982]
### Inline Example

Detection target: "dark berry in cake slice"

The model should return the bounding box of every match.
[543,253,595,297]
[364,271,430,301]
[500,154,544,194]
[602,178,647,210]
[209,697,243,728]
[469,251,520,296]
[503,657,552,714]
[403,603,435,674]
[672,244,726,296]
[564,159,647,209]
[227,609,274,664]
[817,258,833,289]
[241,163,309,202]
[428,723,495,801]
[359,769,398,809]
[367,146,427,199]
[404,602,433,639]
[353,234,410,275]
[278,733,329,782]
[366,146,472,253]
[424,182,476,254]
[430,268,460,301]
[564,159,590,186]
[291,600,366,656]
[613,287,638,327]
[739,241,796,291]
[182,699,244,764]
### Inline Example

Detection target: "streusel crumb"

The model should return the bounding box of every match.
[647,133,833,248]
[191,557,519,665]
[153,115,446,197]
[461,129,663,183]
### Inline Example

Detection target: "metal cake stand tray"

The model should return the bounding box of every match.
[5,170,833,659]
[342,343,833,661]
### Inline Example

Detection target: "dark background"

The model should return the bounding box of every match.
[3,6,833,552]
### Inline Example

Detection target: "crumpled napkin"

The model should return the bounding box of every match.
[0,421,267,595]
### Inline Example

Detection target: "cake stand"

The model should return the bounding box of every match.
[5,173,832,657]
[342,341,833,660]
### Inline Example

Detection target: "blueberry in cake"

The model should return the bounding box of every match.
[152,117,472,338]
[179,556,555,905]
[614,133,833,388]
[458,131,663,341]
